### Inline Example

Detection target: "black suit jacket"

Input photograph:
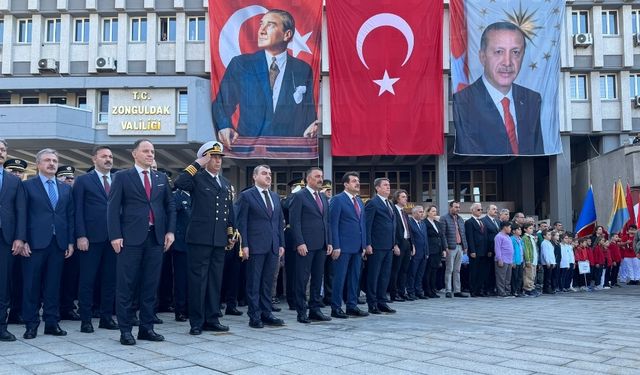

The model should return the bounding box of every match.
[465,216,488,257]
[453,78,544,155]
[107,167,176,247]
[289,188,330,251]
[0,172,26,245]
[425,219,446,256]
[212,51,317,137]
[23,176,74,250]
[482,215,501,254]
[73,170,109,243]
[174,165,234,248]
[365,196,397,250]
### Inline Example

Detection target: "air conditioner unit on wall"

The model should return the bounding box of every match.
[96,56,117,71]
[573,33,593,48]
[37,58,58,71]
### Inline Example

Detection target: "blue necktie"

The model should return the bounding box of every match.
[47,180,58,208]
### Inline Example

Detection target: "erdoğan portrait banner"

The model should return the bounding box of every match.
[209,0,322,159]
[326,0,444,156]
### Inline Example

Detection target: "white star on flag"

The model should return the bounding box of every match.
[373,70,400,96]
[288,29,312,57]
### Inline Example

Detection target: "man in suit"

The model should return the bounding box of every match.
[389,190,413,302]
[0,141,26,341]
[465,203,490,297]
[482,204,500,295]
[282,178,304,311]
[171,184,191,322]
[107,139,176,345]
[328,172,368,319]
[237,165,286,328]
[440,201,469,298]
[73,145,119,333]
[213,9,317,149]
[21,148,74,339]
[57,165,81,321]
[453,22,544,156]
[364,178,398,314]
[174,141,235,335]
[221,185,244,316]
[4,158,27,327]
[406,205,427,300]
[289,167,332,324]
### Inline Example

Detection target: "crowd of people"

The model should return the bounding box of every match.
[0,138,638,346]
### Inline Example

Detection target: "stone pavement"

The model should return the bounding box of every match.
[3,286,640,375]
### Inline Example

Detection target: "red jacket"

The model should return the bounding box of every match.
[590,245,605,266]
[608,242,622,264]
[574,246,590,263]
[619,234,636,258]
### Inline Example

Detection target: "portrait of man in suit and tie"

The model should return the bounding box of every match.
[453,21,544,156]
[212,9,318,150]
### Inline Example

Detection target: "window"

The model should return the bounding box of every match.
[74,18,90,43]
[571,11,589,34]
[159,17,176,41]
[602,10,618,35]
[98,91,109,122]
[77,96,87,109]
[0,20,4,44]
[570,74,588,100]
[178,91,188,123]
[130,17,147,42]
[600,74,617,100]
[45,18,61,43]
[49,97,67,105]
[633,10,640,34]
[454,169,498,203]
[188,17,205,41]
[421,170,437,202]
[17,19,32,43]
[21,97,39,104]
[102,17,118,42]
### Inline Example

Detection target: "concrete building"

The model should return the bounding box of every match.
[0,0,637,228]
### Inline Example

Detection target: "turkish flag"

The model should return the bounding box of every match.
[327,0,443,156]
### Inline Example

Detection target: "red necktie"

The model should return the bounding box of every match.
[352,196,361,218]
[102,175,110,195]
[142,170,154,225]
[314,191,323,213]
[500,97,519,155]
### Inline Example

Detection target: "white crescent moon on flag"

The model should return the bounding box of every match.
[219,5,268,68]
[356,13,414,70]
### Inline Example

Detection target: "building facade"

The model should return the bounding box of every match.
[0,0,637,227]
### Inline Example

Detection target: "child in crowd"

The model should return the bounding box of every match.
[573,237,591,291]
[494,221,514,298]
[628,225,640,284]
[551,230,562,292]
[540,230,556,294]
[510,224,524,297]
[559,233,575,292]
[619,227,637,284]
[606,233,622,287]
[590,237,606,290]
[522,223,539,297]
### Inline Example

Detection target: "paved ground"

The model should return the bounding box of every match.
[2,286,640,375]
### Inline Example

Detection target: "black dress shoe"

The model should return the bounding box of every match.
[309,311,332,322]
[346,307,369,317]
[249,319,264,328]
[120,332,136,345]
[174,313,188,322]
[44,324,67,336]
[80,321,94,333]
[202,322,229,332]
[23,327,37,339]
[99,318,119,330]
[225,307,243,316]
[368,306,381,314]
[297,314,311,324]
[189,327,202,335]
[428,293,440,298]
[61,310,81,321]
[138,329,164,342]
[404,294,416,301]
[454,292,469,298]
[262,315,285,326]
[417,294,429,299]
[378,303,396,313]
[271,305,282,312]
[151,314,163,324]
[391,295,406,302]
[331,308,348,319]
[445,292,453,298]
[0,330,16,342]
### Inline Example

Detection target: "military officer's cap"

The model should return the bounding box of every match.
[288,178,305,194]
[157,167,173,178]
[322,179,332,190]
[4,158,27,172]
[197,141,225,157]
[56,165,75,178]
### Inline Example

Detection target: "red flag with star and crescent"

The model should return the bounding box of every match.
[209,0,322,159]
[326,0,443,156]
